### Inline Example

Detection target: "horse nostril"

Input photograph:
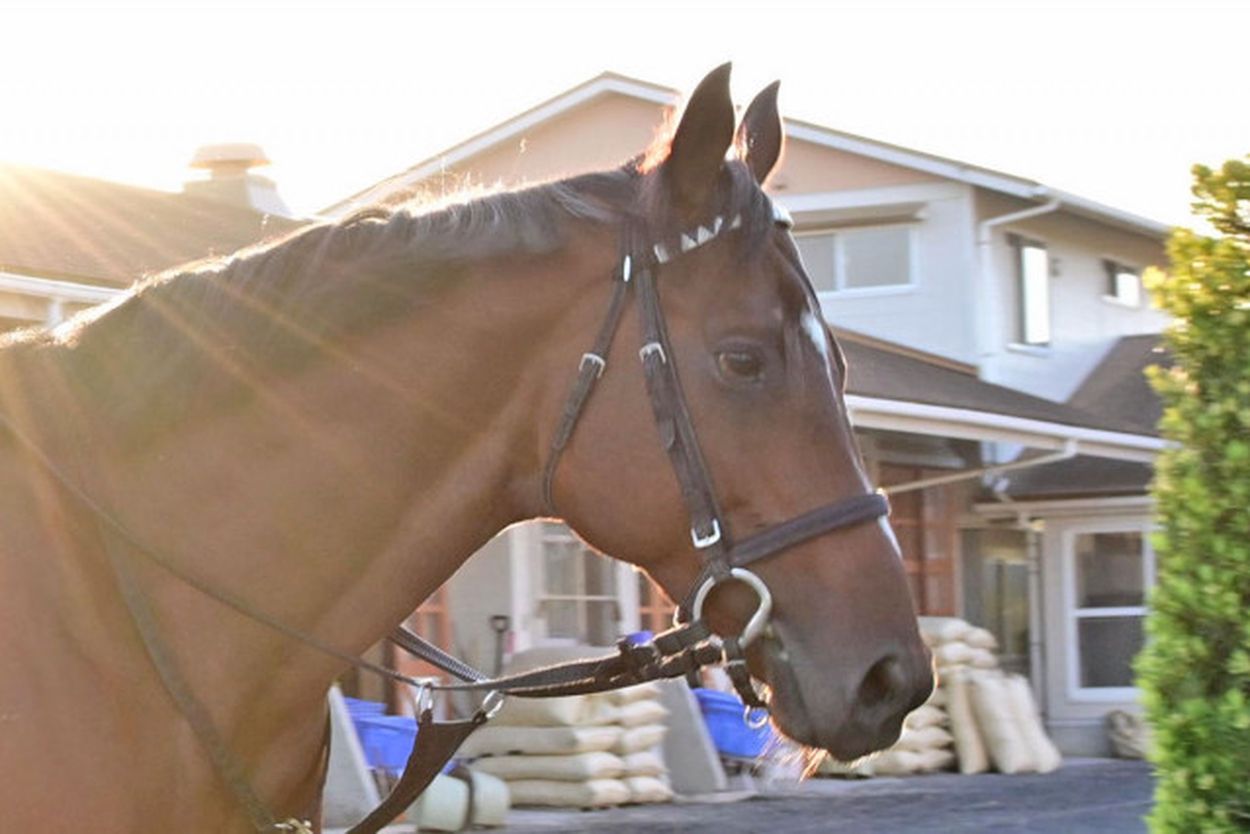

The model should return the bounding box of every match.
[857,653,908,710]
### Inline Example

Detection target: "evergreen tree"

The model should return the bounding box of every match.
[1139,157,1250,833]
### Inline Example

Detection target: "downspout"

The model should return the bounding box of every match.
[1025,518,1048,718]
[975,195,1063,361]
[988,485,1049,718]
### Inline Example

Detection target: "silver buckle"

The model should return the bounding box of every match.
[411,680,435,715]
[639,341,667,364]
[621,254,632,283]
[690,567,773,648]
[579,352,606,378]
[690,518,721,550]
[481,690,506,720]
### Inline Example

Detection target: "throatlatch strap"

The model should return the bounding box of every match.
[98,530,281,833]
[541,260,632,515]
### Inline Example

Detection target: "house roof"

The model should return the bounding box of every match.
[322,71,1170,239]
[1068,334,1170,435]
[1000,334,1168,498]
[839,331,1151,437]
[0,163,307,287]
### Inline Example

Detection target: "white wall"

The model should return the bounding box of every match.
[445,531,515,675]
[786,186,1170,404]
[782,182,981,365]
[447,523,644,670]
[975,194,1169,402]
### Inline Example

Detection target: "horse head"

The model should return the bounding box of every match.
[547,64,933,760]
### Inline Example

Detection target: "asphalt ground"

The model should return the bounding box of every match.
[498,758,1154,833]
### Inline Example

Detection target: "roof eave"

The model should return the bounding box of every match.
[320,72,677,217]
[846,395,1166,463]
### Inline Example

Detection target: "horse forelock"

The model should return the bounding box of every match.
[634,157,774,262]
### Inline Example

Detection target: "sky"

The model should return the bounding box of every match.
[3,1,1247,227]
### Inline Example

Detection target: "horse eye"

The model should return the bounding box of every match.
[716,349,764,382]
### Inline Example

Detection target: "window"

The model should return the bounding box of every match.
[795,225,914,294]
[538,522,620,646]
[1014,238,1051,345]
[961,528,1031,676]
[1067,526,1153,697]
[1103,260,1142,307]
[637,574,676,637]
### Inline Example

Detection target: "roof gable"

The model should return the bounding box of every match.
[323,71,1170,238]
[1068,334,1169,435]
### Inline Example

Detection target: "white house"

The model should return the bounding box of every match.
[326,72,1171,755]
[0,82,1169,756]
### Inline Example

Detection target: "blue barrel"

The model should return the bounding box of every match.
[693,688,775,758]
[352,714,418,774]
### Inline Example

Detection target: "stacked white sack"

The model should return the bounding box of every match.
[869,698,957,776]
[919,617,1062,775]
[459,681,672,808]
[607,683,675,805]
[817,673,953,777]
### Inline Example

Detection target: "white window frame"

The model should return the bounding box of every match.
[524,521,639,647]
[1062,519,1155,702]
[795,223,918,298]
[1012,236,1052,347]
[1102,258,1143,308]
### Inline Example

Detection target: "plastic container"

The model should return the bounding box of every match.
[693,688,774,758]
[342,696,386,718]
[353,714,418,774]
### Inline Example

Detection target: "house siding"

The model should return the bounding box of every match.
[790,181,981,365]
[419,94,665,195]
[772,138,943,193]
[974,190,1169,402]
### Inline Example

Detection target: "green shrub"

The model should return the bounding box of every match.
[1138,158,1250,833]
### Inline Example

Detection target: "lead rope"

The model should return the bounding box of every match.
[0,409,427,832]
[95,527,288,833]
[5,408,302,834]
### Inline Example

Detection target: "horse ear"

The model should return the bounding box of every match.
[664,63,736,210]
[737,80,783,185]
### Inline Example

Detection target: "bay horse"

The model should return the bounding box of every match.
[0,65,931,832]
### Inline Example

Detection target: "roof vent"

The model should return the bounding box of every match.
[184,143,294,217]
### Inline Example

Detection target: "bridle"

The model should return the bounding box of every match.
[540,194,890,707]
[0,191,891,834]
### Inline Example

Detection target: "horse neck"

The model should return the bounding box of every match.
[15,234,609,713]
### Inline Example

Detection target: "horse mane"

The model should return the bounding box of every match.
[4,153,772,449]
